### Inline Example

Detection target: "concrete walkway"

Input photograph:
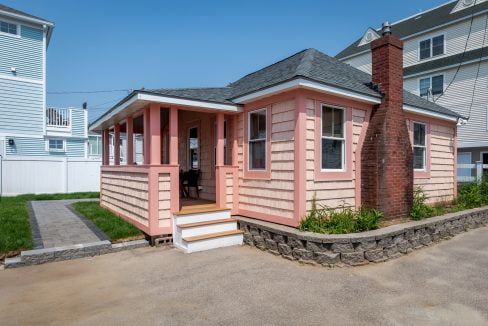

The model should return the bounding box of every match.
[29,199,105,249]
[1,226,487,325]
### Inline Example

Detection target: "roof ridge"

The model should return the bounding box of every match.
[228,48,313,85]
[0,3,53,24]
[295,48,318,76]
[149,86,230,91]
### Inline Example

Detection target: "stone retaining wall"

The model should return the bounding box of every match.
[237,206,488,267]
[4,239,149,269]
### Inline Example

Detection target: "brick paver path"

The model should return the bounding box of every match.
[29,199,105,248]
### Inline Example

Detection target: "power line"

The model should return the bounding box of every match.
[47,89,130,95]
[467,12,488,120]
[434,0,478,103]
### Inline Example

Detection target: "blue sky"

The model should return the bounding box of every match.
[3,0,448,121]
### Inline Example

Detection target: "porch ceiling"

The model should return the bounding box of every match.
[89,91,242,131]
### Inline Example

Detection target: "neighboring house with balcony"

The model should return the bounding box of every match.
[0,4,101,195]
[336,0,488,182]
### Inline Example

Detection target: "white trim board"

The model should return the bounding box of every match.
[231,78,382,104]
[90,92,241,131]
[0,74,44,85]
[403,105,458,122]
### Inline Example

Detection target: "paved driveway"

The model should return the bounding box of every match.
[1,227,488,326]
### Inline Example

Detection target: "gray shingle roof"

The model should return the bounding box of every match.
[145,87,234,104]
[0,4,52,24]
[228,48,381,99]
[97,48,462,126]
[403,90,464,119]
[336,1,488,59]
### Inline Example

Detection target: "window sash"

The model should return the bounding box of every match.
[431,75,444,95]
[321,106,345,170]
[413,122,427,170]
[419,78,430,97]
[419,35,444,60]
[0,21,17,35]
[48,139,64,151]
[432,35,444,56]
[419,39,431,59]
[248,109,267,171]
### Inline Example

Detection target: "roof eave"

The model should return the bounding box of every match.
[231,77,382,105]
[0,7,55,47]
[403,104,461,122]
[89,90,242,132]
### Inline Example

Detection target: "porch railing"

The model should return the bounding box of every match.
[46,107,71,129]
[457,162,488,183]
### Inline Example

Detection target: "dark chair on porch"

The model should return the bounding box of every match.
[181,169,201,199]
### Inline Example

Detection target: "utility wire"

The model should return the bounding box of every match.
[48,89,130,95]
[434,0,478,103]
[467,12,488,120]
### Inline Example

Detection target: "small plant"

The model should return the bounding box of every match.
[299,196,383,234]
[355,207,384,232]
[410,187,435,220]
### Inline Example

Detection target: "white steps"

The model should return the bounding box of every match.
[173,208,243,253]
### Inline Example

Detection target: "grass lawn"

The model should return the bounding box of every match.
[71,202,143,242]
[0,192,99,258]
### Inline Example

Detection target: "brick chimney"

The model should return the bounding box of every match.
[361,22,413,219]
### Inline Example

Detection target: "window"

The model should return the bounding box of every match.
[88,135,102,156]
[432,35,445,56]
[248,109,267,170]
[419,75,444,99]
[0,21,17,35]
[48,139,65,152]
[413,122,427,170]
[419,35,444,60]
[321,106,345,170]
[189,126,199,169]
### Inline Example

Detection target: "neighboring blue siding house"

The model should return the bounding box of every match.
[0,4,97,159]
[0,4,101,195]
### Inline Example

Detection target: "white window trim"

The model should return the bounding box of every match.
[418,73,445,100]
[413,121,427,171]
[88,135,102,156]
[248,108,267,171]
[418,33,446,61]
[0,18,20,38]
[46,138,66,153]
[486,105,488,131]
[321,105,346,172]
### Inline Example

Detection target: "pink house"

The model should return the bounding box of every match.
[90,27,462,252]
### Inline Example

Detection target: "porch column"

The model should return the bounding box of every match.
[169,107,178,165]
[216,113,225,208]
[102,128,109,165]
[126,116,134,165]
[149,103,161,165]
[216,113,225,167]
[114,123,121,165]
[232,115,238,166]
[143,107,150,165]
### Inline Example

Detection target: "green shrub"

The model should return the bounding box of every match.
[457,182,484,209]
[299,196,383,234]
[410,187,436,220]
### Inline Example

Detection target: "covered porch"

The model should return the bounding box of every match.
[94,94,241,237]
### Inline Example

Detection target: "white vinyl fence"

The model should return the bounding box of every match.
[0,156,101,196]
[457,162,488,183]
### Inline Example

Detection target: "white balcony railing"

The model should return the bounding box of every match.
[46,107,71,130]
